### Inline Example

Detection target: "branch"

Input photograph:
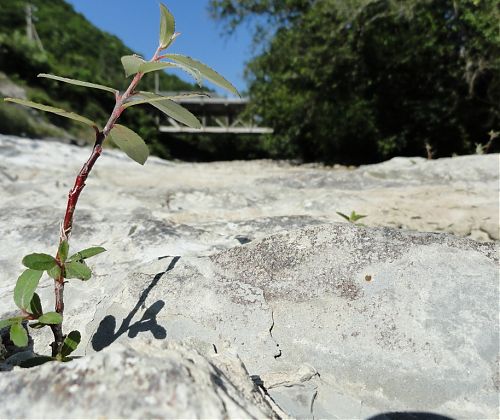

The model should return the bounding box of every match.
[48,46,164,356]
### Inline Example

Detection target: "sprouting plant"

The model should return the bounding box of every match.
[336,210,367,224]
[0,3,238,366]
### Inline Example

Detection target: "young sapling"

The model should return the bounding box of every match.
[1,3,238,366]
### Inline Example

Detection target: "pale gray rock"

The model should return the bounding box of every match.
[6,223,494,418]
[0,136,497,278]
[0,135,497,298]
[0,340,281,419]
[0,135,498,418]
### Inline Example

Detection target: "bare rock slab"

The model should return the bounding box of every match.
[64,223,498,419]
[0,136,498,418]
[0,340,281,419]
[0,222,497,418]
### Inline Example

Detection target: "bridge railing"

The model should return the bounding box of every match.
[157,92,273,135]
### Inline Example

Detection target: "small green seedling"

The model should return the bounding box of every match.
[336,210,367,224]
[1,3,238,366]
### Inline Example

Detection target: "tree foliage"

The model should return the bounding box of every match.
[209,0,311,30]
[210,0,500,163]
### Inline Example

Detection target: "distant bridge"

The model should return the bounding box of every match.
[158,93,273,135]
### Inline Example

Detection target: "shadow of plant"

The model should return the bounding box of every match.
[91,256,180,351]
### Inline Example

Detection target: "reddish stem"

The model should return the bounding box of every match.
[48,45,164,356]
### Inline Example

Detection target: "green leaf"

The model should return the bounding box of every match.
[29,322,47,329]
[14,269,43,310]
[136,61,203,86]
[123,92,209,109]
[28,293,43,318]
[0,317,24,330]
[138,61,190,77]
[38,312,63,325]
[20,356,55,368]
[336,210,367,223]
[350,212,367,222]
[58,240,69,263]
[159,3,176,49]
[47,264,62,280]
[10,323,28,347]
[61,330,81,357]
[38,74,117,94]
[138,92,201,129]
[166,62,203,86]
[4,98,98,128]
[64,261,92,281]
[22,253,57,270]
[336,211,350,222]
[163,54,240,96]
[68,246,106,261]
[109,124,149,165]
[138,61,174,75]
[147,61,203,86]
[121,55,145,77]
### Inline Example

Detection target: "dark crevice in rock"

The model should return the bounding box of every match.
[310,389,318,420]
[264,292,282,359]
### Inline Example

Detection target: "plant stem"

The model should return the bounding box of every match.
[49,45,163,356]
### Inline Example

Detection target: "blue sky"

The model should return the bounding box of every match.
[66,0,252,96]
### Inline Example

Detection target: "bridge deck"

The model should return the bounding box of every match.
[157,92,273,134]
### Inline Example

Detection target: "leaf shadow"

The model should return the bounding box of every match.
[91,256,180,351]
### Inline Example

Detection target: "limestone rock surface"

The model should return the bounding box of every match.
[0,136,498,419]
[1,224,496,418]
[0,340,281,419]
[0,135,497,280]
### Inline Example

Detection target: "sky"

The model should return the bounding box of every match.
[65,0,253,96]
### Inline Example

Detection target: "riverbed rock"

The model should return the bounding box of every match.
[1,223,496,418]
[0,340,282,419]
[0,135,497,289]
[0,136,498,418]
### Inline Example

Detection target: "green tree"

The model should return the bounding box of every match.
[210,0,500,163]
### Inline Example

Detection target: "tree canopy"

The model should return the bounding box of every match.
[210,0,500,163]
